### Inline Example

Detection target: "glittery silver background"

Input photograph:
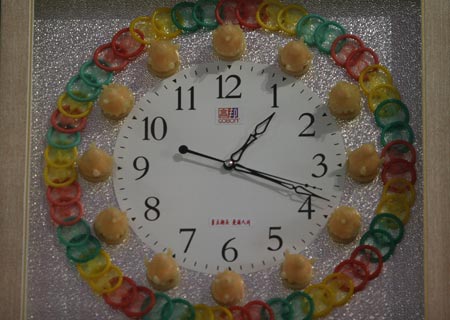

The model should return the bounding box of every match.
[29,0,423,319]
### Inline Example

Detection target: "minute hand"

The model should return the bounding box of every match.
[178,145,328,201]
[233,163,329,201]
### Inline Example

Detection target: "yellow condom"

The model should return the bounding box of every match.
[44,146,78,168]
[367,83,401,112]
[322,273,354,307]
[304,283,336,318]
[88,264,123,294]
[130,16,158,45]
[277,4,308,35]
[211,305,233,320]
[194,304,214,320]
[77,250,111,280]
[44,165,77,188]
[359,64,393,96]
[57,92,93,119]
[376,193,411,224]
[152,7,182,39]
[256,0,284,31]
[382,177,416,207]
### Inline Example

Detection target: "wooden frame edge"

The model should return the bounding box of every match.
[0,0,33,318]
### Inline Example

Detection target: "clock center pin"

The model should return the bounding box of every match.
[223,159,235,170]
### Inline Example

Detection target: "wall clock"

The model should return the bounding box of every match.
[113,61,346,274]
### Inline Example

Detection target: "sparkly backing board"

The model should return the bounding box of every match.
[29,0,423,319]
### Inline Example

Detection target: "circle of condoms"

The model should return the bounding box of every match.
[192,0,219,30]
[77,249,112,280]
[171,2,200,32]
[51,109,87,134]
[381,139,416,165]
[93,42,130,72]
[367,83,401,112]
[277,4,308,35]
[142,292,173,320]
[370,214,405,245]
[333,259,369,292]
[244,300,275,320]
[296,14,326,46]
[216,0,240,25]
[111,27,146,59]
[44,145,78,168]
[79,60,113,88]
[359,229,396,261]
[314,21,346,53]
[88,265,124,294]
[43,164,77,188]
[345,47,379,81]
[66,234,101,263]
[236,0,263,29]
[331,34,365,67]
[303,284,335,318]
[129,16,157,45]
[266,297,294,320]
[46,181,81,206]
[286,291,314,320]
[57,219,91,247]
[162,298,195,320]
[380,121,414,146]
[57,92,93,119]
[358,64,393,96]
[103,276,138,309]
[66,74,102,102]
[194,304,214,320]
[381,158,417,186]
[321,273,354,306]
[349,245,384,280]
[374,99,410,129]
[382,177,416,206]
[256,0,284,31]
[122,285,156,318]
[50,201,84,226]
[46,127,81,149]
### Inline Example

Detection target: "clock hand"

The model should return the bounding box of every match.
[232,163,329,201]
[178,145,224,164]
[178,145,328,201]
[229,112,276,163]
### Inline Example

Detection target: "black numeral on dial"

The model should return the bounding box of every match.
[143,116,167,141]
[133,156,149,180]
[270,84,279,108]
[312,153,328,178]
[298,196,315,219]
[144,196,160,221]
[267,226,283,251]
[179,228,196,253]
[176,86,196,110]
[222,237,238,262]
[217,75,242,99]
[298,113,315,137]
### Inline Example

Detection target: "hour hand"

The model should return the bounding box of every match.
[229,112,276,164]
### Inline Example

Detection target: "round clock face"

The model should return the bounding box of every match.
[113,61,346,274]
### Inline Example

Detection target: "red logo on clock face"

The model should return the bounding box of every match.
[211,218,251,226]
[217,107,239,124]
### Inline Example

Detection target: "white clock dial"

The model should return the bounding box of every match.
[113,61,346,274]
